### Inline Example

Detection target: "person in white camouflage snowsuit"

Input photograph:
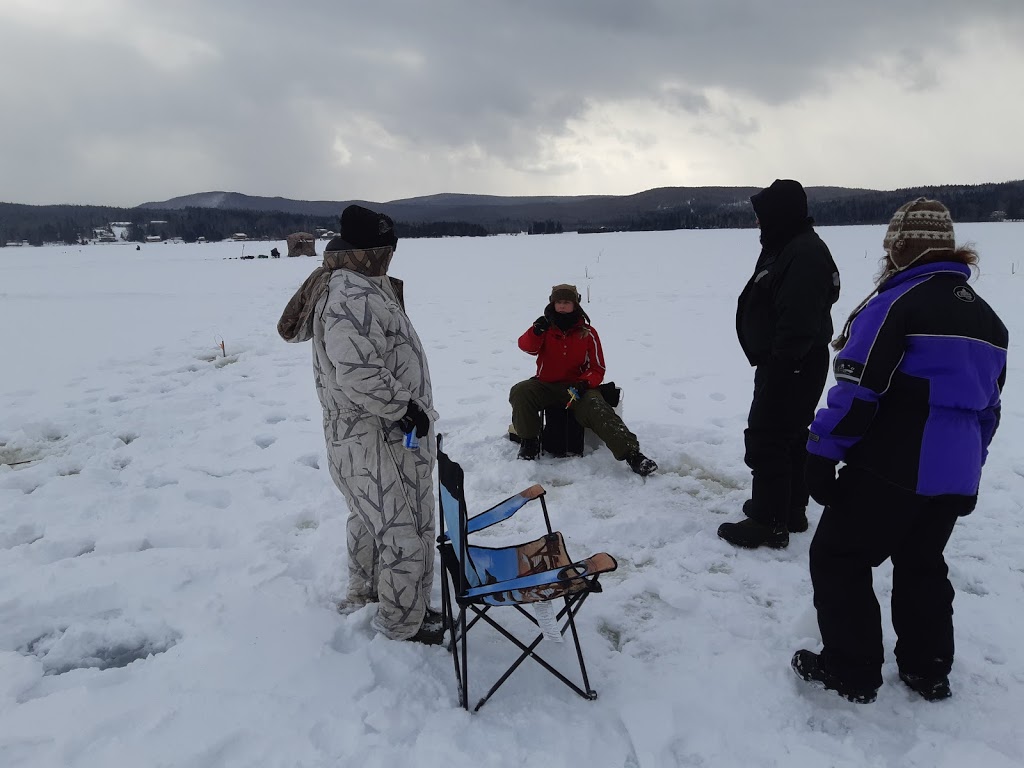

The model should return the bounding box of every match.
[278,205,440,643]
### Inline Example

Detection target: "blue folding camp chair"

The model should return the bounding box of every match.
[436,434,618,711]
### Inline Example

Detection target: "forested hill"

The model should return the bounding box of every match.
[2,181,1021,246]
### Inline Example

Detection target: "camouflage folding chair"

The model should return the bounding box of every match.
[436,434,617,711]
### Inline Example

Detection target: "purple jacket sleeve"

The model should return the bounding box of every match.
[807,285,910,461]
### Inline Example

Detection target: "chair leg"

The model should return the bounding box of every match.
[471,593,597,710]
[450,604,488,644]
[447,607,467,710]
[460,610,469,711]
[439,565,470,710]
[562,594,597,699]
[474,627,546,711]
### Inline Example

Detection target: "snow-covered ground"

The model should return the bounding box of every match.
[1,225,1022,768]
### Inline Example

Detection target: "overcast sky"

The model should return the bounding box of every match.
[2,0,1023,207]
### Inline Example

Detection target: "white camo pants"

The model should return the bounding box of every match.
[325,414,435,640]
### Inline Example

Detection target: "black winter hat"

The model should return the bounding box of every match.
[750,179,808,228]
[339,204,398,250]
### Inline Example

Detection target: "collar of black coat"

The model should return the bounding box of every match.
[757,218,814,250]
[322,242,395,277]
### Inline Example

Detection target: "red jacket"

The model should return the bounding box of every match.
[518,320,606,388]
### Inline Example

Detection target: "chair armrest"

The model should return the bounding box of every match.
[467,484,546,533]
[462,552,616,599]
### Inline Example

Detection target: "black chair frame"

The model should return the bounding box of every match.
[436,435,613,711]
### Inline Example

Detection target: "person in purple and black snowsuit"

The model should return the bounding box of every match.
[792,198,1008,704]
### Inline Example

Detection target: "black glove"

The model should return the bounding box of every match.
[396,401,430,438]
[805,453,839,507]
[532,316,551,336]
[571,380,589,395]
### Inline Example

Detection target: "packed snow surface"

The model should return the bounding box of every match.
[1,226,1022,767]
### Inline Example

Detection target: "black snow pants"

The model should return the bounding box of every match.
[810,465,964,690]
[743,345,829,529]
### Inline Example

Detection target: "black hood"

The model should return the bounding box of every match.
[751,179,812,248]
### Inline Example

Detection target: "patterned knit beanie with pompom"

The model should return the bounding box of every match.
[883,198,956,270]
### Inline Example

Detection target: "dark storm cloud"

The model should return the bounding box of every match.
[0,0,1021,205]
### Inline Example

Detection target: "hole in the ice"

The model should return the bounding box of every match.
[118,432,139,445]
[21,629,67,656]
[20,627,181,676]
[44,637,179,675]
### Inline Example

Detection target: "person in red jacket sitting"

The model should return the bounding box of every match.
[510,283,657,476]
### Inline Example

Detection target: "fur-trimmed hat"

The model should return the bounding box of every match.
[339,204,398,250]
[883,198,955,269]
[549,283,581,305]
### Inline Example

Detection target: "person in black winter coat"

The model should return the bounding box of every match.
[719,179,840,549]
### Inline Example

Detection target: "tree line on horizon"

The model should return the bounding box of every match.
[1,181,1021,246]
[622,182,1024,232]
[0,204,491,246]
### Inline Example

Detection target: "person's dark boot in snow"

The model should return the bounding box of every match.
[409,609,447,645]
[717,517,789,549]
[517,437,541,460]
[421,608,447,633]
[791,650,878,703]
[742,499,808,533]
[409,624,445,645]
[899,671,951,701]
[625,450,657,476]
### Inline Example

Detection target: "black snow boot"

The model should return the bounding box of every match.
[742,499,809,533]
[791,650,878,703]
[899,671,951,701]
[717,517,789,549]
[421,607,449,633]
[409,614,446,646]
[517,438,541,460]
[787,507,810,534]
[625,451,658,477]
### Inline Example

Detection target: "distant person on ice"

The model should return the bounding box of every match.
[792,198,1008,704]
[510,283,657,476]
[277,204,444,645]
[719,179,840,549]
